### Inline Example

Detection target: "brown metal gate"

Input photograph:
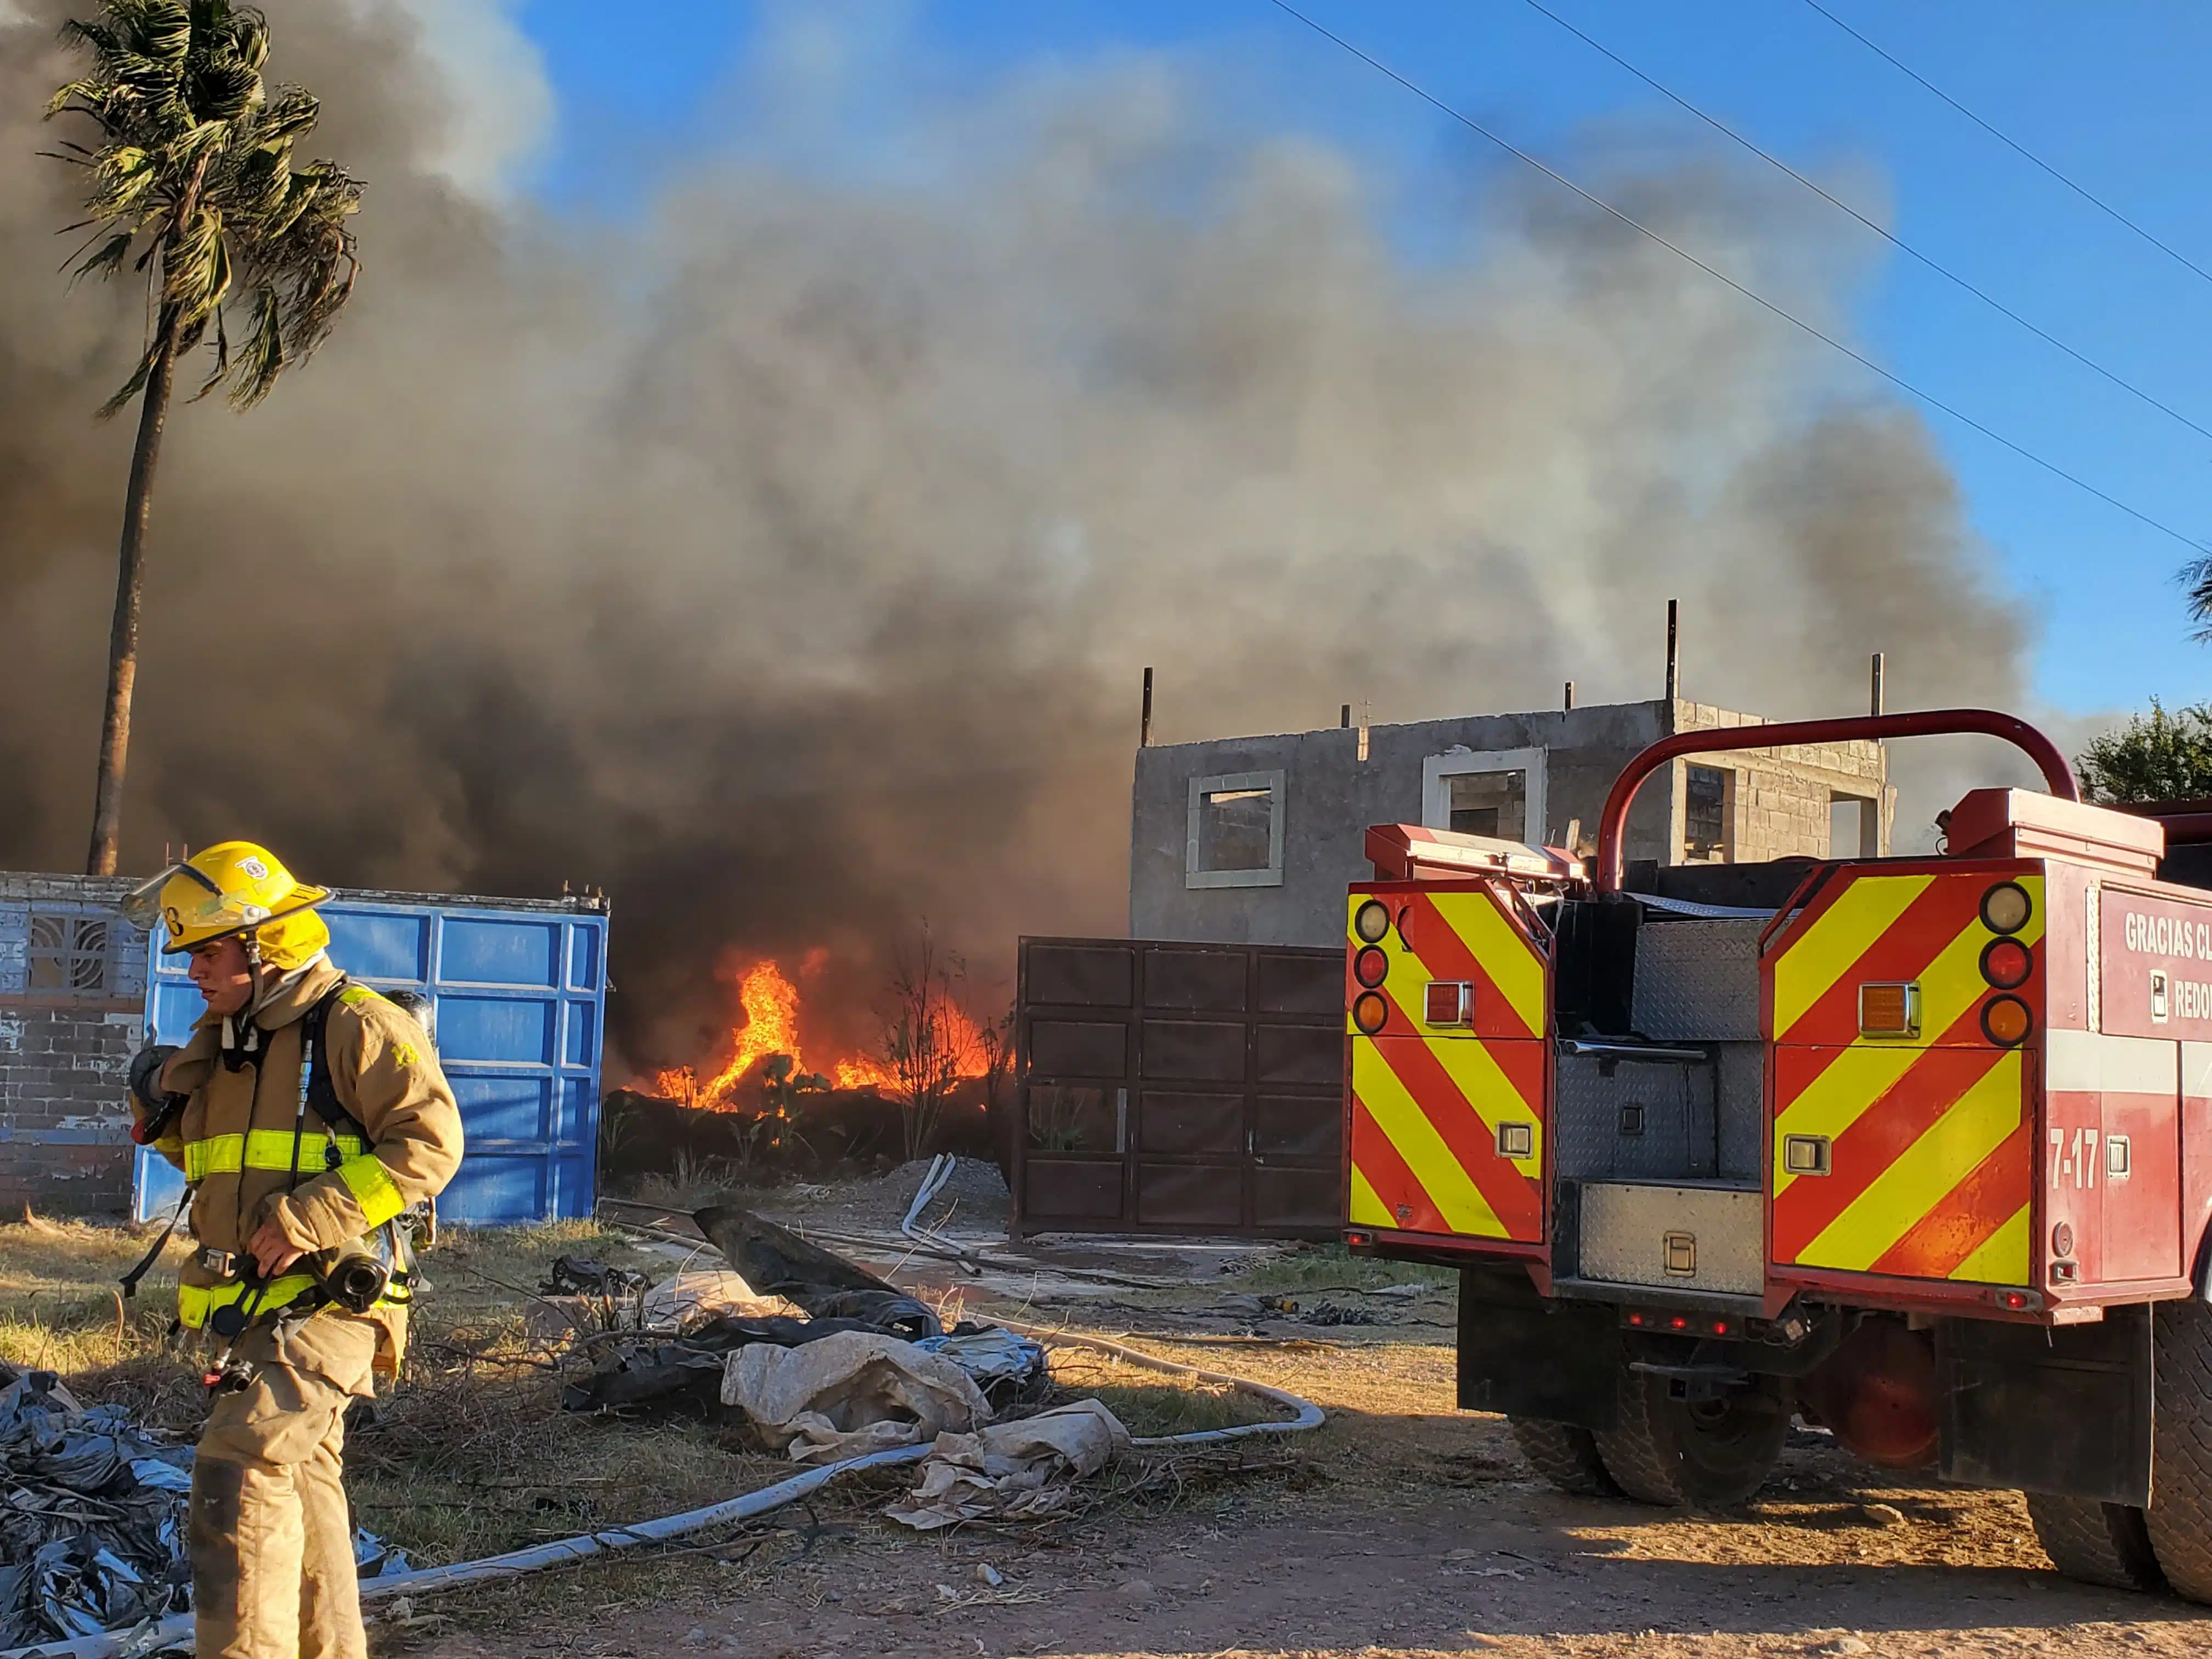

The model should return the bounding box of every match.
[1011,937,1342,1239]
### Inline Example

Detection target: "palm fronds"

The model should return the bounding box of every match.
[47,0,362,415]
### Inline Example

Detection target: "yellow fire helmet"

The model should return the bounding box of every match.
[119,841,332,961]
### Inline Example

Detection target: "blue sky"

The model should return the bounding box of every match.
[512,0,2212,719]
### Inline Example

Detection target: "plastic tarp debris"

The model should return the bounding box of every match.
[913,1329,1047,1398]
[562,1207,952,1414]
[0,1367,189,1647]
[637,1270,792,1331]
[719,1330,991,1465]
[0,1363,405,1650]
[884,1400,1132,1530]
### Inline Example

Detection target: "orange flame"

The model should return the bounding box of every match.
[642,956,995,1108]
[832,997,991,1090]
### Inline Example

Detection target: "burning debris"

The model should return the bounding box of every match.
[606,950,1015,1188]
[644,956,1002,1113]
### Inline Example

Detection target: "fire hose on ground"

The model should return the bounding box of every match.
[3,1327,1324,1659]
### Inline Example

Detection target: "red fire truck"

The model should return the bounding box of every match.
[1341,709,2212,1600]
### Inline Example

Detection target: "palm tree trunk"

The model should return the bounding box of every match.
[84,325,177,877]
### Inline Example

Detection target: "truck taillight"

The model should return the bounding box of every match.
[1990,1288,2043,1312]
[1859,981,1919,1037]
[1354,946,1388,988]
[1424,981,1472,1025]
[1980,935,2032,990]
[1980,881,2032,935]
[1352,992,1389,1035]
[1981,994,2032,1047]
[1353,899,1391,944]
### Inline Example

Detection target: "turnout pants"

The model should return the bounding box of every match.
[188,1311,380,1659]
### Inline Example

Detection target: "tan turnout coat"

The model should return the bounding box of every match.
[133,957,464,1355]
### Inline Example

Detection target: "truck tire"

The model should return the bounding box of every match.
[1509,1417,1622,1497]
[2025,1492,2164,1593]
[2148,1299,2212,1602]
[1593,1367,1787,1508]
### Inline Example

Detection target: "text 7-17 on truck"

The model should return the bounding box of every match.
[1341,708,2212,1602]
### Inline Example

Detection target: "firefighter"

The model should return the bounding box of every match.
[120,843,463,1659]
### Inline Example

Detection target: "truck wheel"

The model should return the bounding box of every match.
[2025,1492,2164,1593]
[1509,1417,1622,1497]
[2148,1299,2212,1601]
[1593,1367,1787,1508]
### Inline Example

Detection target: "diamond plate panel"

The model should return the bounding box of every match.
[1579,1181,1764,1295]
[1632,918,1765,1041]
[1554,1052,1715,1182]
[1716,1041,1764,1181]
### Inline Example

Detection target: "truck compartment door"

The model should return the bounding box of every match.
[1347,884,1548,1244]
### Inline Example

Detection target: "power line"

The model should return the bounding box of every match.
[1520,0,2212,448]
[1263,0,2208,556]
[1802,0,2212,294]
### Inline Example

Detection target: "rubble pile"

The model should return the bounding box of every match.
[561,1204,1141,1529]
[562,1208,1045,1417]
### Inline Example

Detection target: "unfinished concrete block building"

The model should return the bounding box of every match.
[1130,698,1891,949]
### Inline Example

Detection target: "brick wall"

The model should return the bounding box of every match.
[1671,702,1893,867]
[0,875,146,1217]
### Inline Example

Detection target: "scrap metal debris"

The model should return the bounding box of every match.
[538,1256,651,1300]
[695,1207,941,1336]
[0,1362,404,1649]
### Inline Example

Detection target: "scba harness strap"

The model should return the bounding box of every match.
[196,980,424,1346]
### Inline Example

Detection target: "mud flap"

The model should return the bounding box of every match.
[1457,1267,1620,1430]
[1938,1305,2152,1506]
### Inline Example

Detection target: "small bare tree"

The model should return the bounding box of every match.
[876,929,972,1163]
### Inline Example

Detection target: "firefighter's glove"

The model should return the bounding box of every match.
[128,1043,181,1115]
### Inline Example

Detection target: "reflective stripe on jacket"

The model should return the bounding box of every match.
[134,958,464,1329]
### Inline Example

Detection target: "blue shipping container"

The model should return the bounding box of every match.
[133,890,610,1226]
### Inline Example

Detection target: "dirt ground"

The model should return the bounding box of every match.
[403,1175,2212,1659]
[391,1340,2212,1659]
[8,1171,2212,1659]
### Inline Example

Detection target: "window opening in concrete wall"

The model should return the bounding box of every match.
[1830,793,1877,859]
[26,914,111,995]
[1422,747,1547,848]
[1447,770,1526,839]
[1684,765,1733,862]
[1186,770,1286,889]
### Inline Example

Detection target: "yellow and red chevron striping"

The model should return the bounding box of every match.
[1776,877,1995,1046]
[1351,1036,1543,1240]
[1400,889,1544,1039]
[1770,868,2040,1287]
[1347,1091,1443,1232]
[1869,1117,2032,1280]
[1772,1045,2011,1257]
[1345,884,1547,1245]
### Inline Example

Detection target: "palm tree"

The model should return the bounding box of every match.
[47,1,362,875]
[2188,556,2212,642]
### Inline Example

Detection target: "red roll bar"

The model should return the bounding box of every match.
[1592,709,2079,893]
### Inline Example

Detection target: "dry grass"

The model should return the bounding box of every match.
[1224,1240,1446,1296]
[1037,1346,1280,1438]
[0,1211,791,1572]
[0,1209,1344,1642]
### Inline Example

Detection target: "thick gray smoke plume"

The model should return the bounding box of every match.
[0,3,2029,1070]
